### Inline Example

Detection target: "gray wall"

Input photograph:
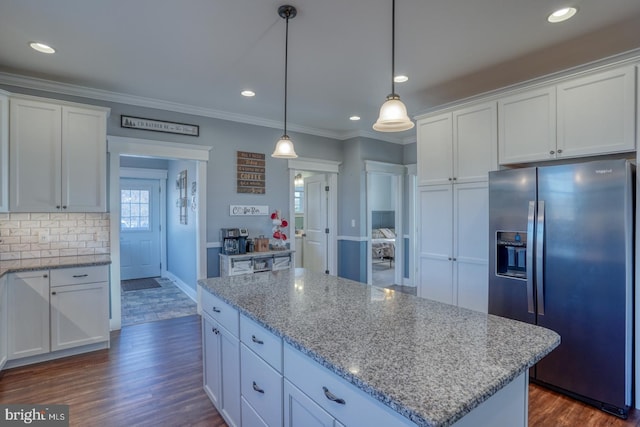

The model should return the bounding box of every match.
[167,159,198,289]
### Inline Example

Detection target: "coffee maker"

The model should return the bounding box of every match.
[220,228,240,255]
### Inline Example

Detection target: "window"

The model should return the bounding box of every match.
[121,189,150,230]
[294,190,304,213]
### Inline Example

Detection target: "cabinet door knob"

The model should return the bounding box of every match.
[51,291,56,295]
[252,381,265,394]
[43,274,49,278]
[452,177,457,181]
[56,206,61,209]
[549,150,555,155]
[322,386,346,405]
[557,149,563,154]
[212,307,221,313]
[62,206,67,209]
[251,335,264,345]
[448,177,452,181]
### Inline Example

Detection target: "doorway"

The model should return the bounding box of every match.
[365,161,405,287]
[288,158,340,275]
[108,136,211,330]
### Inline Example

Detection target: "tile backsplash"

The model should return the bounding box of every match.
[0,212,110,261]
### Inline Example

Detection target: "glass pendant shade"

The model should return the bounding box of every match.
[272,134,298,158]
[373,94,414,132]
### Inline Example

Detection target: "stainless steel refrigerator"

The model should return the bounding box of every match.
[488,158,634,418]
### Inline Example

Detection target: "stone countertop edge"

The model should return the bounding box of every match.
[0,254,112,278]
[198,271,560,427]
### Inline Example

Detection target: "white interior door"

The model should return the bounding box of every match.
[120,178,161,280]
[303,174,327,274]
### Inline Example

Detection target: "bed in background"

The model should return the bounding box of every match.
[371,210,395,267]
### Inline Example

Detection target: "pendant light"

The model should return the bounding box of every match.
[272,5,299,158]
[373,0,414,132]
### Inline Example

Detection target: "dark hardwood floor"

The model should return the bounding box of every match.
[0,315,225,427]
[0,314,638,427]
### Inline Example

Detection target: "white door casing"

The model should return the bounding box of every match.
[303,174,328,274]
[120,178,162,280]
[287,158,340,276]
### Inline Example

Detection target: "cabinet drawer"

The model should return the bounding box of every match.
[284,344,414,427]
[240,314,283,372]
[241,397,269,427]
[201,290,239,337]
[241,344,283,427]
[50,265,108,287]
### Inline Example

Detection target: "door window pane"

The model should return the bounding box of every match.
[121,189,151,231]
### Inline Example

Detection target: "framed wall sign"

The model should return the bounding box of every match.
[229,205,269,216]
[121,115,199,136]
[237,151,265,194]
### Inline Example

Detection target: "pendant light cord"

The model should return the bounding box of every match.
[284,11,290,136]
[391,0,396,96]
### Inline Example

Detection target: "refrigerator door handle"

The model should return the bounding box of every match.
[526,201,535,314]
[536,200,545,316]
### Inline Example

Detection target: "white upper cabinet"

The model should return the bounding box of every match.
[417,101,497,186]
[0,91,8,212]
[498,86,557,164]
[417,113,452,186]
[9,95,109,212]
[453,102,497,183]
[556,65,636,158]
[499,65,636,165]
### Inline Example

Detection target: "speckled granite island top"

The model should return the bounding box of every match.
[198,268,560,427]
[0,254,111,278]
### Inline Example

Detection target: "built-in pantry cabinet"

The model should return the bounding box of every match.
[499,65,636,164]
[9,95,109,212]
[416,101,494,313]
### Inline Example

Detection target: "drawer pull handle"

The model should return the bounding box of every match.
[251,335,264,345]
[212,307,221,313]
[322,386,345,405]
[252,381,265,394]
[72,274,89,278]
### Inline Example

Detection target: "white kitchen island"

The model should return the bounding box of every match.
[198,268,559,427]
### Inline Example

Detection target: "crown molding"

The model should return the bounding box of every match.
[0,71,372,142]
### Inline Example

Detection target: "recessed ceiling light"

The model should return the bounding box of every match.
[241,90,255,97]
[29,42,55,54]
[394,75,408,83]
[349,116,361,121]
[548,7,577,23]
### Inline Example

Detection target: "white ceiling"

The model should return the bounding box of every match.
[1,0,639,144]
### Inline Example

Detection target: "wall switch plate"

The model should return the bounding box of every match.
[351,219,356,227]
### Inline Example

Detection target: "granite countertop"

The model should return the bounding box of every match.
[0,254,112,278]
[199,268,560,427]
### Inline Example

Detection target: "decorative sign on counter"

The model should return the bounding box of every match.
[121,115,199,136]
[237,151,266,194]
[229,205,269,216]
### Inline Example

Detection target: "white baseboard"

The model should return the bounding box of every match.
[164,271,197,302]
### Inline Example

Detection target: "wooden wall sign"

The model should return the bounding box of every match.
[237,151,266,194]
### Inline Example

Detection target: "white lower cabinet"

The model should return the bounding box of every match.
[7,270,50,359]
[0,274,8,370]
[283,344,415,427]
[284,379,344,427]
[240,344,283,427]
[6,266,110,365]
[202,293,241,427]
